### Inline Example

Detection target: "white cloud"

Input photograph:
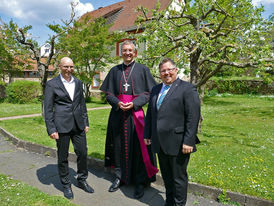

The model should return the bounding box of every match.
[0,0,94,44]
[73,0,94,17]
[0,0,94,25]
[252,0,274,6]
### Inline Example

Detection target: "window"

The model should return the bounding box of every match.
[92,73,100,88]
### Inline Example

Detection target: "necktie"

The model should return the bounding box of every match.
[157,85,170,110]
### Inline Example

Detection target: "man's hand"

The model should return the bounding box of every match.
[84,126,89,133]
[118,102,134,111]
[50,132,59,140]
[144,139,152,145]
[182,144,193,154]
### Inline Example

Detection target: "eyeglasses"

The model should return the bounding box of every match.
[63,66,74,69]
[160,68,176,74]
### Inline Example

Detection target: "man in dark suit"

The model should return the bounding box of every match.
[44,57,94,199]
[144,58,201,206]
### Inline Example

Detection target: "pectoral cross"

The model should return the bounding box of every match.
[123,83,130,92]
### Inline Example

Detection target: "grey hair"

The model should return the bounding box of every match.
[121,40,136,52]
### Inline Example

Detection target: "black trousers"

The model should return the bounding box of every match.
[56,126,88,187]
[158,148,190,206]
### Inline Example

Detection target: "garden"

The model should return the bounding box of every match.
[0,92,273,201]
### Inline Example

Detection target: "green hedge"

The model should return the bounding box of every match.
[207,79,274,95]
[6,80,42,103]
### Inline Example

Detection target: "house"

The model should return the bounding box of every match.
[11,44,55,82]
[82,0,183,90]
[40,43,53,58]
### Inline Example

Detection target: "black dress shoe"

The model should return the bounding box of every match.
[78,180,94,193]
[164,199,175,206]
[63,187,74,199]
[108,178,120,192]
[134,184,144,199]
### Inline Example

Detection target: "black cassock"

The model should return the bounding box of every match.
[100,61,157,185]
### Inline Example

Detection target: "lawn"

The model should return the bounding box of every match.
[0,94,273,201]
[0,101,107,118]
[0,174,75,206]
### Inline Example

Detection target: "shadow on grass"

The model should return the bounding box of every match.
[203,98,237,106]
[230,107,274,118]
[88,152,104,160]
[199,140,213,146]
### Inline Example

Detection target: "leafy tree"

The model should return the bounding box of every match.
[2,3,77,95]
[57,16,124,97]
[0,19,28,83]
[136,0,273,99]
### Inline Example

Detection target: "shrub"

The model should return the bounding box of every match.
[6,80,42,103]
[206,79,274,95]
[0,81,6,102]
[100,92,107,104]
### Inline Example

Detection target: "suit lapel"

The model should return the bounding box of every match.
[73,77,79,101]
[153,84,163,112]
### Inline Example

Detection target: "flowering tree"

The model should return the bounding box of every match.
[136,0,273,98]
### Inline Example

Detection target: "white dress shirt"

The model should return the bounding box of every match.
[60,74,75,101]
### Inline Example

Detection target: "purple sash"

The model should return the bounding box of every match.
[118,94,158,178]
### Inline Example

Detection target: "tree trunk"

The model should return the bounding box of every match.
[189,56,204,133]
[197,84,206,133]
[37,64,48,96]
[38,64,48,116]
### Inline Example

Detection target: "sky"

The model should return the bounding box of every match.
[0,0,273,46]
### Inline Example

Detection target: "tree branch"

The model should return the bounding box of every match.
[199,44,235,65]
[196,63,223,87]
[161,42,183,57]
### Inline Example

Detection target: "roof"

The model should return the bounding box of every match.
[25,58,55,72]
[15,57,55,72]
[83,0,172,32]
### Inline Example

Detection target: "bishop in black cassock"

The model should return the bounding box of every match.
[100,40,158,199]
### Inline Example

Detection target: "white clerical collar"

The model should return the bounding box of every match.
[123,60,135,67]
[60,74,74,84]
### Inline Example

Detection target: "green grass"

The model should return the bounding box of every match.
[0,109,110,156]
[0,95,273,201]
[189,95,274,201]
[0,102,107,118]
[0,103,42,118]
[0,174,76,206]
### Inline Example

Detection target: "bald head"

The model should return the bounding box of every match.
[60,57,73,66]
[59,57,74,81]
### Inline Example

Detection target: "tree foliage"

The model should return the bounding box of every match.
[57,16,124,97]
[0,19,30,82]
[1,3,77,95]
[135,0,273,94]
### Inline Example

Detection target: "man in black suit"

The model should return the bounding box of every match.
[144,58,201,206]
[44,57,94,199]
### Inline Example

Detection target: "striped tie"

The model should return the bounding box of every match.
[157,85,170,110]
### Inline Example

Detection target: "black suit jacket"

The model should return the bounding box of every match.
[144,78,200,156]
[44,75,89,135]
